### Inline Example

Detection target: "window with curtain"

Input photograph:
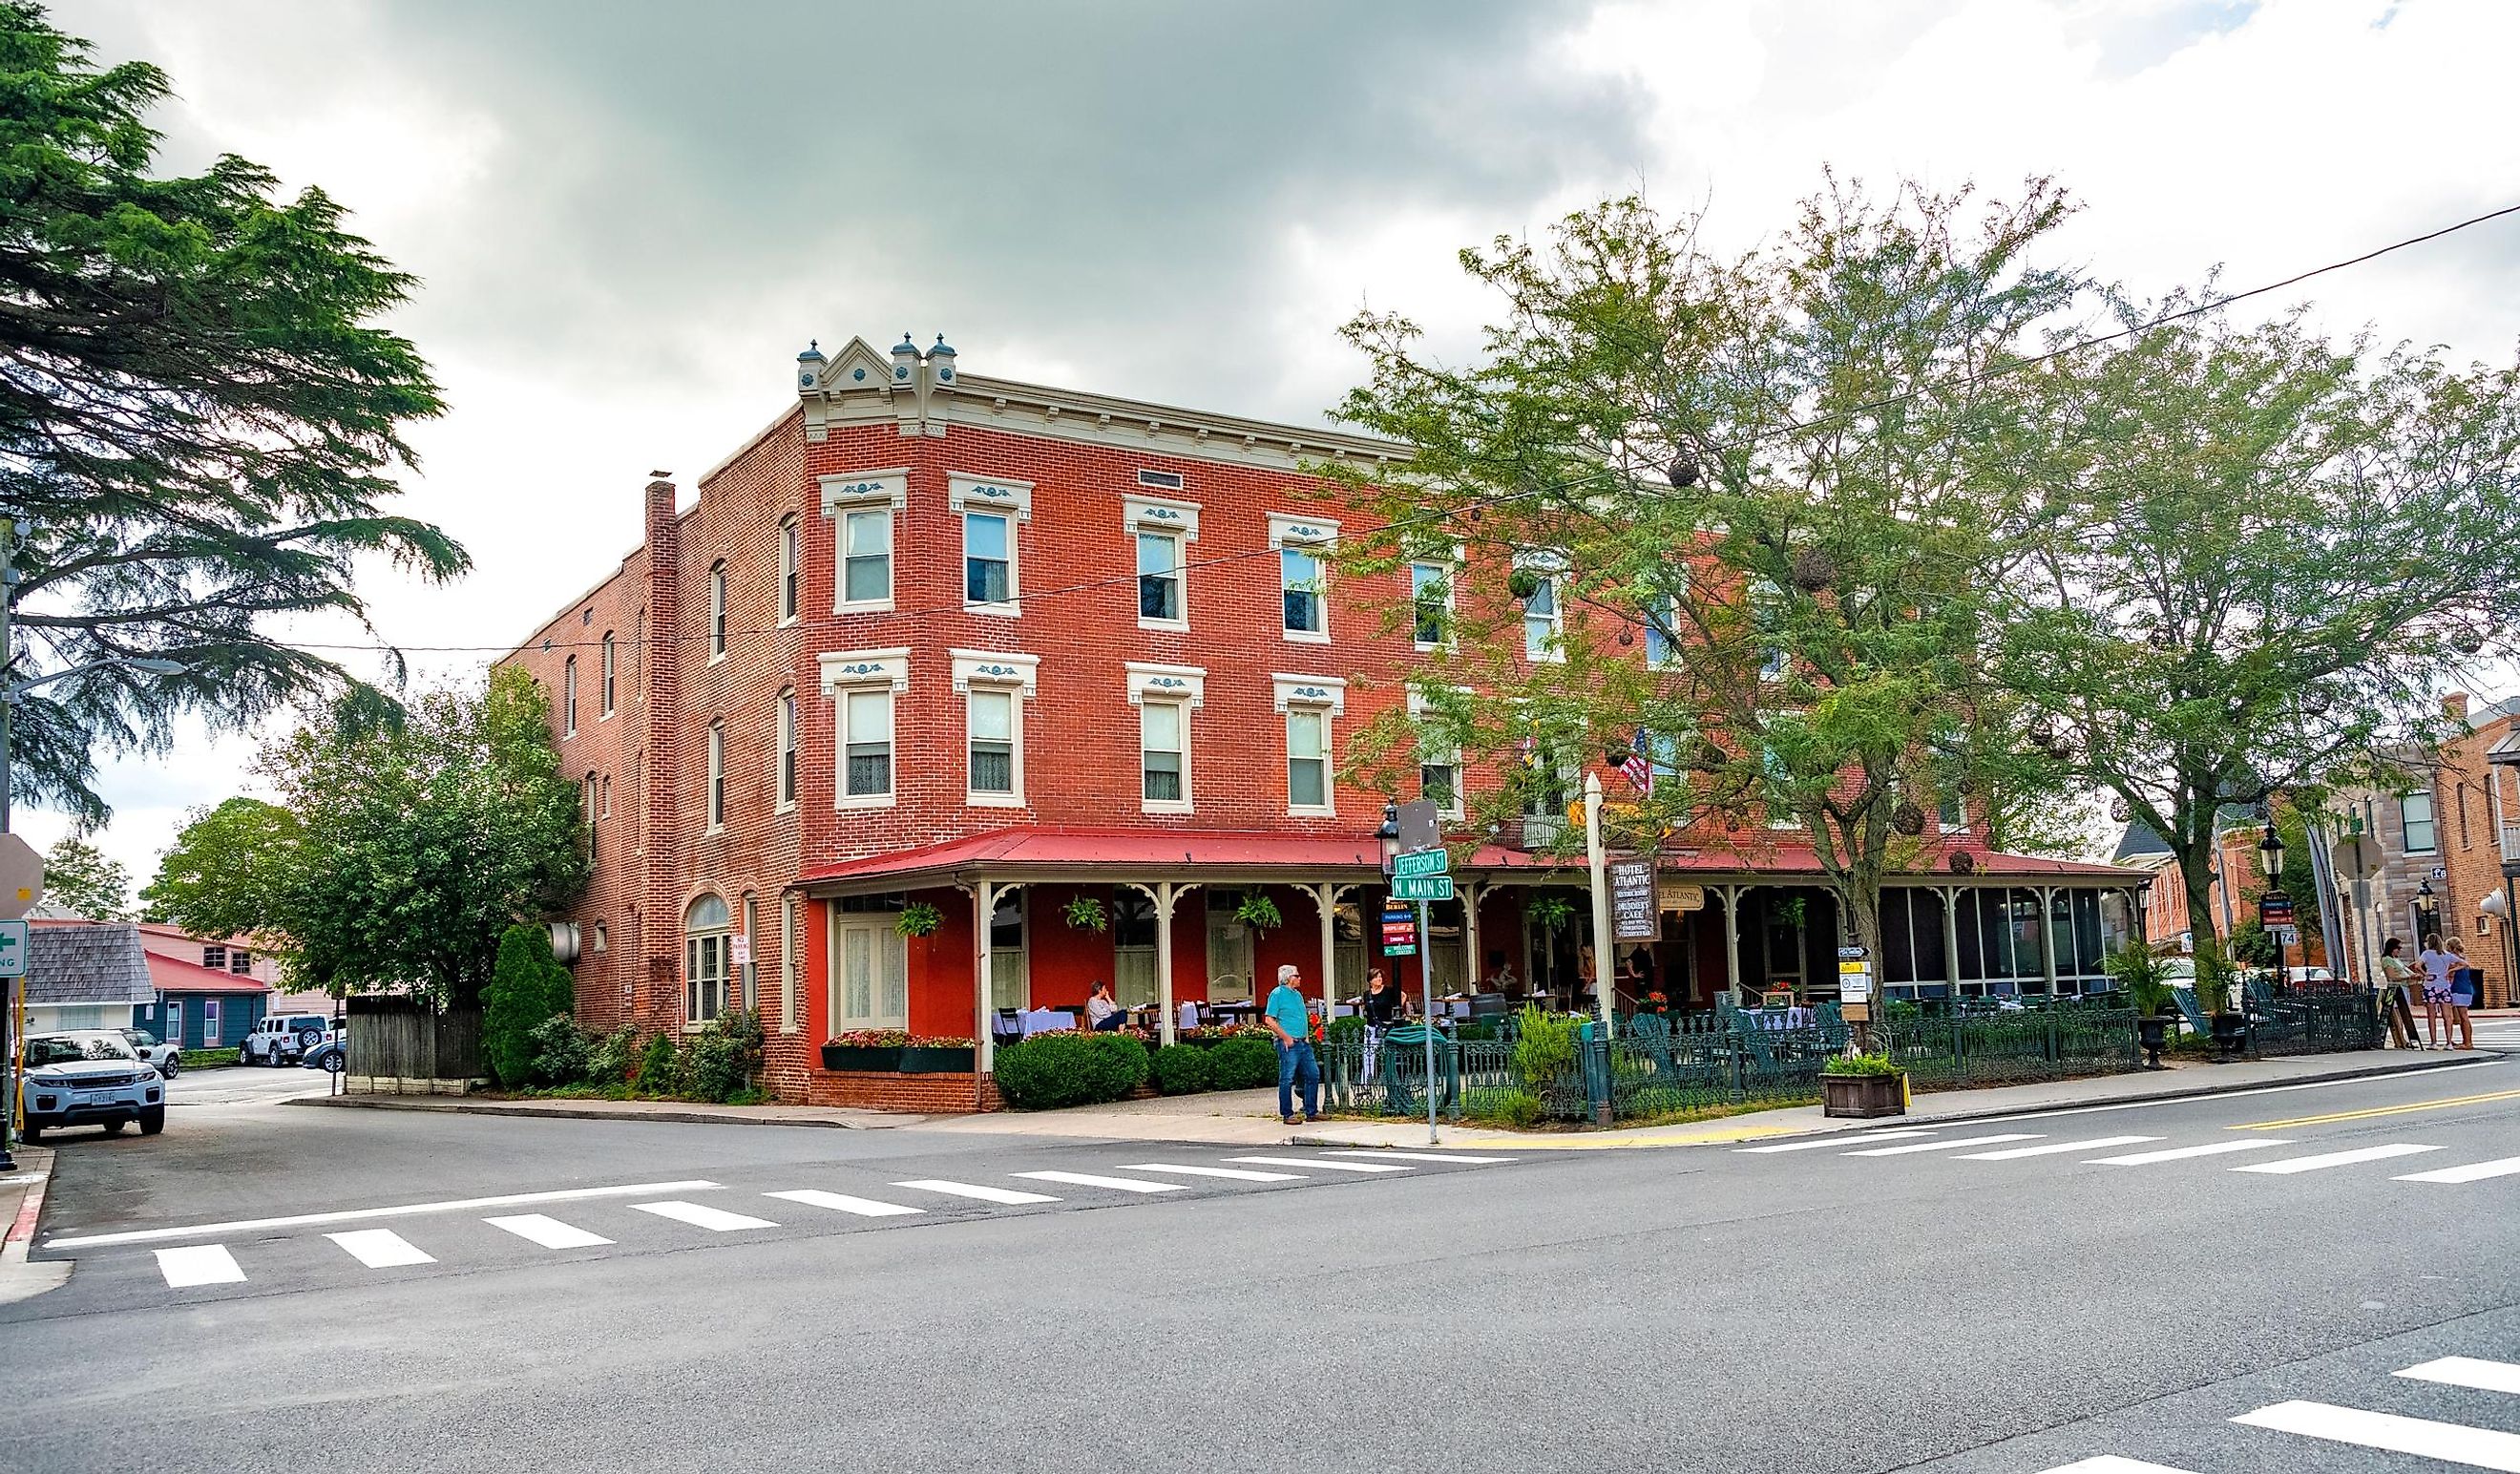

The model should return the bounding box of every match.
[842,509,892,606]
[843,688,892,800]
[1112,889,1158,1007]
[965,510,1014,606]
[684,894,731,1023]
[1142,699,1186,807]
[969,687,1018,799]
[988,891,1027,1010]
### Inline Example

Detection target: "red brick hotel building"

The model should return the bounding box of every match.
[503,334,2136,1108]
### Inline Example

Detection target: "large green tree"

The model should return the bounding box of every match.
[1329,179,2075,989]
[145,667,587,1006]
[2009,302,2520,987]
[40,828,126,918]
[0,3,466,821]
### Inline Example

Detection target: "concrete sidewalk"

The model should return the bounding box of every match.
[294,1093,914,1130]
[0,1144,68,1305]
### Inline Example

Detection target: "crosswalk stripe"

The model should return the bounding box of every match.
[1225,1156,1411,1173]
[154,1244,244,1288]
[631,1200,779,1232]
[1118,1164,1305,1182]
[2396,1155,2520,1185]
[893,1180,1060,1205]
[2232,1398,2520,1470]
[1327,1150,1519,1164]
[2088,1140,2293,1166]
[2397,1357,2520,1395]
[2031,1458,2199,1473]
[1956,1135,2162,1161]
[1010,1171,1185,1194]
[484,1213,613,1249]
[2233,1144,2445,1175]
[1843,1133,2041,1158]
[764,1190,923,1218]
[1736,1130,1934,1153]
[326,1229,435,1268]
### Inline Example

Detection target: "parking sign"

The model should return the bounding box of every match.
[0,918,27,979]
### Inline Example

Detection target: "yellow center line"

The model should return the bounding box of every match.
[2231,1086,2520,1131]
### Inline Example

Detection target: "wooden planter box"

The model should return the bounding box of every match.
[898,1046,976,1074]
[1821,1071,1907,1119]
[821,1044,903,1072]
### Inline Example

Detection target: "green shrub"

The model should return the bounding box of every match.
[585,1025,640,1085]
[484,924,573,1087]
[636,1032,684,1096]
[1325,1015,1367,1042]
[526,1016,593,1085]
[994,1032,1149,1109]
[1822,1050,1901,1077]
[1461,1086,1542,1127]
[1149,1043,1215,1095]
[686,1031,745,1103]
[178,1047,240,1068]
[1206,1035,1280,1091]
[1512,1004,1577,1090]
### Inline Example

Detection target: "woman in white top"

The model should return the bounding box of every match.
[2416,933,2455,1049]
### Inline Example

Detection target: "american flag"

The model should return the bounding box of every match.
[1620,729,1653,794]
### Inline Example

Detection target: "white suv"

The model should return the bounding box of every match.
[21,1030,165,1141]
[242,1013,331,1065]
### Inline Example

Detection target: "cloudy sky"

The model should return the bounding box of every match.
[37,0,2520,886]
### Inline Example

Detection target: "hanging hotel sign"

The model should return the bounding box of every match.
[1659,881,1705,914]
[1608,859,1658,942]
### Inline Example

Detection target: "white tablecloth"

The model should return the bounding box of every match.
[1018,1009,1078,1038]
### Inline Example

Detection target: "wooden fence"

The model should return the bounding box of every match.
[346,996,483,1093]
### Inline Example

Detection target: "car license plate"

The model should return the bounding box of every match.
[73,1091,112,1106]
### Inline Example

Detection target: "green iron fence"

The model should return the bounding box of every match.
[2246,990,2381,1056]
[1885,1005,2141,1087]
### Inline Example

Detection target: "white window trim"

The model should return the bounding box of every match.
[1272,673,1345,817]
[1134,525,1189,633]
[774,687,798,813]
[1127,663,1206,815]
[1645,567,1689,669]
[599,634,617,720]
[562,657,578,738]
[953,474,1032,618]
[821,647,910,811]
[705,721,726,833]
[1407,688,1466,820]
[1410,551,1460,652]
[707,564,728,664]
[1270,513,1338,645]
[821,469,908,615]
[777,516,802,627]
[952,649,1039,809]
[1514,549,1567,664]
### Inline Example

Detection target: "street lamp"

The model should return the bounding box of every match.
[2259,820,2287,994]
[1376,802,1400,878]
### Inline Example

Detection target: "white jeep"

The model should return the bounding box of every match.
[241,1013,331,1065]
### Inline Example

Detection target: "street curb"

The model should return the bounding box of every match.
[0,1152,71,1306]
[286,1094,919,1130]
[1292,1051,2506,1152]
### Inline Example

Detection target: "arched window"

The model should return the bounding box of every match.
[708,561,728,661]
[684,894,731,1022]
[561,655,578,737]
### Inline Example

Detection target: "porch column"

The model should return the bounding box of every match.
[2038,885,2060,992]
[1941,886,1963,994]
[1463,883,1483,994]
[976,879,996,1074]
[1719,884,1745,1005]
[1314,882,1338,1021]
[1155,881,1178,1046]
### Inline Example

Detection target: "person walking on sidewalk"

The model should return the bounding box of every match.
[2377,937,2420,1049]
[2418,933,2456,1049]
[1266,963,1321,1126]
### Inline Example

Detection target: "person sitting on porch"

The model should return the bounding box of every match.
[1483,951,1520,996]
[1085,981,1124,1032]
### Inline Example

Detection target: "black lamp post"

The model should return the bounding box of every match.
[1376,802,1401,879]
[2259,820,2287,996]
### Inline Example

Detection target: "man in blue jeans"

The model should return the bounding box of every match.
[1264,963,1320,1126]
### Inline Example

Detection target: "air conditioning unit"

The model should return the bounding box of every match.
[548,920,583,965]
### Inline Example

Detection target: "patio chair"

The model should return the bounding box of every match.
[2169,986,2213,1039]
[1178,1001,1201,1032]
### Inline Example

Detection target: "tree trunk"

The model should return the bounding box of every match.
[1833,880,1886,1053]
[2178,853,2230,1013]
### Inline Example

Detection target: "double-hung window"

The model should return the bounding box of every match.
[1128,663,1203,814]
[706,720,726,832]
[1274,674,1344,816]
[820,469,907,613]
[952,474,1031,616]
[1270,515,1337,642]
[955,650,1038,808]
[708,562,727,662]
[1515,551,1565,663]
[1411,560,1453,649]
[821,648,909,810]
[775,687,798,811]
[778,516,801,624]
[1139,532,1183,623]
[1126,496,1197,630]
[2402,790,2437,853]
[1407,689,1463,819]
[600,632,617,717]
[561,656,578,737]
[1645,571,1687,667]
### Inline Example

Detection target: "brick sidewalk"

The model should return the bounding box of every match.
[0,1144,69,1305]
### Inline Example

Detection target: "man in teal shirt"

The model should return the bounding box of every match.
[1264,963,1320,1125]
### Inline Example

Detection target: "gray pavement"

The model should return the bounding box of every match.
[3,1059,2517,1473]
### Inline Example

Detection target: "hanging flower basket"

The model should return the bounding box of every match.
[894,902,942,938]
[1234,892,1282,934]
[1061,896,1109,933]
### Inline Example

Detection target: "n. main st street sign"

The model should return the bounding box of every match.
[1392,874,1454,902]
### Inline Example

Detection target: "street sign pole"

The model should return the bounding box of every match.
[1584,772,1613,1039]
[1418,895,1437,1147]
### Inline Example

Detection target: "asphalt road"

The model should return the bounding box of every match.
[5,1061,2517,1474]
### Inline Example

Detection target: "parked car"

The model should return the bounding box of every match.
[19,1030,165,1142]
[242,1013,332,1066]
[301,1034,346,1073]
[118,1027,180,1078]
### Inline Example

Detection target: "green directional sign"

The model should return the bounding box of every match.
[1391,849,1449,879]
[1391,874,1454,902]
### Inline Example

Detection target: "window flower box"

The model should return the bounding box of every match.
[899,1041,976,1074]
[822,1043,902,1072]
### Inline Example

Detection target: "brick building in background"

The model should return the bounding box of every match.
[503,334,2137,1108]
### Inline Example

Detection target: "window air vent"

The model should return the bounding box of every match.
[1136,469,1185,491]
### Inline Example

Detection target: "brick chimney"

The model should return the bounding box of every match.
[641,476,682,1033]
[2445,691,2471,724]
